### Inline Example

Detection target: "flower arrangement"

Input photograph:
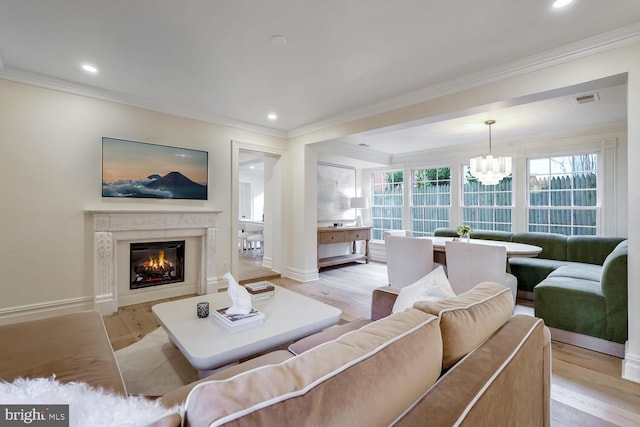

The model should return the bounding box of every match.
[456,225,472,236]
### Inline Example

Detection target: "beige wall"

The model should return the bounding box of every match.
[0,79,285,320]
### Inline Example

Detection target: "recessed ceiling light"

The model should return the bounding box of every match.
[267,113,278,121]
[269,35,288,47]
[552,0,573,8]
[82,64,98,73]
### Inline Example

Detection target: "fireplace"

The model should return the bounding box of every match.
[89,209,221,315]
[130,241,185,289]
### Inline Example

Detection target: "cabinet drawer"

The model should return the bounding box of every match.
[346,229,370,241]
[319,231,346,244]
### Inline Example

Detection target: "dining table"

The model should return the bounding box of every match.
[421,236,542,268]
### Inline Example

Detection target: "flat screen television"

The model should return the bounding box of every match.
[102,137,208,200]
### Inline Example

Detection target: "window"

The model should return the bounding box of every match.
[371,170,403,240]
[462,166,513,231]
[411,167,451,236]
[528,154,598,235]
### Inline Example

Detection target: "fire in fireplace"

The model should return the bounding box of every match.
[130,241,185,289]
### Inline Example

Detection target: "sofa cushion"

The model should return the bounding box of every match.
[469,230,513,242]
[0,312,126,394]
[512,232,567,261]
[534,277,606,340]
[287,319,372,355]
[392,315,550,427]
[392,266,455,314]
[566,236,626,265]
[183,309,443,427]
[413,282,514,369]
[600,241,628,343]
[548,262,602,282]
[160,350,294,408]
[508,257,569,292]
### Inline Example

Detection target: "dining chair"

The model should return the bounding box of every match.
[238,223,263,254]
[385,236,436,288]
[384,230,412,238]
[444,241,517,302]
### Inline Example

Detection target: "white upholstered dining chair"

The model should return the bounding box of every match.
[385,236,436,288]
[384,230,412,237]
[444,241,517,302]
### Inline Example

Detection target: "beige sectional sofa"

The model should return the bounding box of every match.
[0,283,551,426]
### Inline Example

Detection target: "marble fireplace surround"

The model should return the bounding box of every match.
[87,210,221,315]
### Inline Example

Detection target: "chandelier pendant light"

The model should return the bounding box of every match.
[469,120,512,185]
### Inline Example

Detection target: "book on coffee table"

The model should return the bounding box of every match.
[213,307,265,331]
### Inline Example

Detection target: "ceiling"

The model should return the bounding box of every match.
[0,1,639,152]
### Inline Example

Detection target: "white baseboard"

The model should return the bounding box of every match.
[623,344,640,384]
[262,256,273,269]
[0,296,94,326]
[284,267,319,282]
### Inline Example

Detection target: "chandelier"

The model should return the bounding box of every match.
[469,120,512,185]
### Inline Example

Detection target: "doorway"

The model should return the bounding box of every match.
[232,143,283,284]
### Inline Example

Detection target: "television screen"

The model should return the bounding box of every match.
[102,137,208,200]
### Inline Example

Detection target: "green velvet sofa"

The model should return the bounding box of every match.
[433,228,628,348]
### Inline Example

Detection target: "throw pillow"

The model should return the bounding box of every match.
[392,266,455,313]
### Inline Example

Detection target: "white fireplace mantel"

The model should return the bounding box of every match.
[87,209,222,314]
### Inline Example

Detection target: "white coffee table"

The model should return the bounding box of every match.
[152,285,341,371]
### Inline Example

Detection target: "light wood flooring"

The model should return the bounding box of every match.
[104,261,640,426]
[237,252,280,284]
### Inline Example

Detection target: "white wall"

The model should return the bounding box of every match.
[0,78,285,322]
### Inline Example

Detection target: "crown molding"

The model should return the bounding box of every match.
[0,67,287,139]
[286,23,640,139]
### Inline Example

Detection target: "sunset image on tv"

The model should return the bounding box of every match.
[102,137,208,200]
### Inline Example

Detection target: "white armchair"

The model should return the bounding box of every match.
[384,236,436,288]
[444,241,517,302]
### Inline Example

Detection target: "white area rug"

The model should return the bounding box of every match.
[115,328,198,397]
[0,377,179,427]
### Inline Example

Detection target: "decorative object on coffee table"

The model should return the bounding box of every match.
[246,282,275,300]
[223,272,253,315]
[213,307,265,331]
[197,302,209,318]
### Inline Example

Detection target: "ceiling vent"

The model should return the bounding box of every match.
[573,93,600,105]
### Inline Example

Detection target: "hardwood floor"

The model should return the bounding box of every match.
[104,261,640,425]
[237,252,280,284]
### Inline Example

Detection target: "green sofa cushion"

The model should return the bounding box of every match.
[469,230,514,242]
[433,228,459,238]
[512,232,567,261]
[534,277,607,341]
[508,258,569,292]
[567,236,626,265]
[548,263,602,282]
[600,241,628,343]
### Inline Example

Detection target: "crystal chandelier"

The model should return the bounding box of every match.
[469,120,512,185]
